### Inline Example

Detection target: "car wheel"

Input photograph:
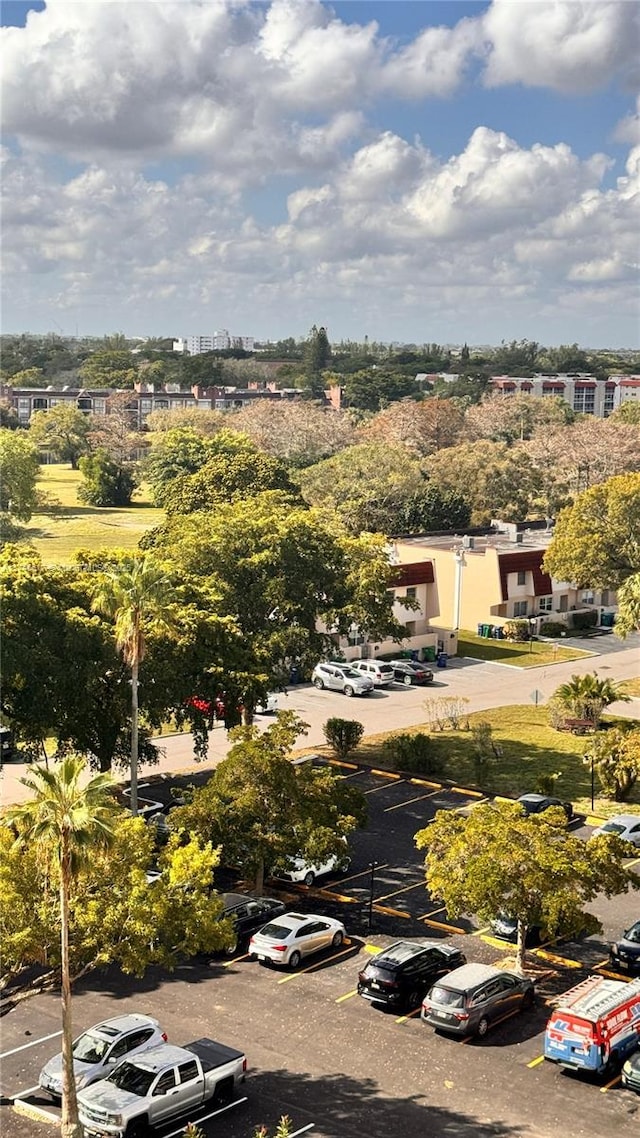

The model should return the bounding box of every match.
[126,1121,149,1138]
[289,950,302,969]
[521,988,535,1011]
[476,1016,489,1038]
[224,938,238,957]
[332,930,344,948]
[403,674,412,686]
[344,685,354,697]
[303,870,315,887]
[407,989,422,1010]
[313,677,324,690]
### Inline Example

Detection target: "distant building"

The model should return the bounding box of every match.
[172,332,255,355]
[490,373,640,417]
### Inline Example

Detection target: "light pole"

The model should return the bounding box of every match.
[591,755,595,813]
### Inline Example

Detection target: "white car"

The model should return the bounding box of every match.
[272,845,350,887]
[592,815,640,847]
[256,692,279,714]
[349,660,395,687]
[311,662,374,697]
[39,1014,167,1099]
[249,912,346,968]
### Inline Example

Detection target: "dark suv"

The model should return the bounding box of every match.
[516,793,573,822]
[357,940,466,1011]
[610,920,640,975]
[222,893,286,955]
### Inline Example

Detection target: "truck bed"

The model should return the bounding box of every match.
[185,1038,245,1074]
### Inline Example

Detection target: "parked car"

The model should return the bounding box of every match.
[349,660,395,687]
[311,662,373,697]
[358,940,466,1011]
[592,815,640,847]
[187,692,279,720]
[39,1015,167,1099]
[516,793,573,822]
[388,660,434,686]
[622,1049,640,1093]
[610,919,640,974]
[489,914,543,946]
[221,893,286,955]
[77,1038,246,1137]
[271,844,350,887]
[249,912,346,968]
[422,962,535,1037]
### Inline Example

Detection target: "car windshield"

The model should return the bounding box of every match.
[625,924,640,943]
[72,1031,111,1064]
[107,1062,155,1096]
[602,822,625,835]
[256,922,290,939]
[430,987,464,1008]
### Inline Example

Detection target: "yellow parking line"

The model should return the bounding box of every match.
[449,786,484,798]
[375,880,426,903]
[335,989,358,1003]
[384,790,441,812]
[592,957,610,968]
[223,953,250,967]
[395,1008,422,1024]
[593,967,631,982]
[527,1055,546,1069]
[601,1074,622,1093]
[371,768,402,779]
[334,863,390,886]
[277,943,355,984]
[365,781,406,795]
[471,926,490,937]
[374,904,412,919]
[409,778,441,789]
[625,856,640,868]
[533,949,582,969]
[364,944,382,954]
[423,917,466,935]
[314,888,359,904]
[481,936,513,951]
[326,759,359,769]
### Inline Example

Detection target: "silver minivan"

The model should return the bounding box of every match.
[422,962,535,1037]
[350,660,395,687]
[311,662,373,697]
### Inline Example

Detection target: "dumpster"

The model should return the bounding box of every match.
[436,652,448,668]
[493,626,504,639]
[477,623,484,637]
[423,645,437,663]
[289,665,300,684]
[601,612,615,628]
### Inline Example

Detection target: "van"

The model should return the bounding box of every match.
[544,974,640,1075]
[349,660,395,687]
[422,962,535,1037]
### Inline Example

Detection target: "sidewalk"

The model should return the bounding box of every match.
[2,636,638,807]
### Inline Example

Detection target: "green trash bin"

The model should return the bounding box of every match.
[423,646,437,662]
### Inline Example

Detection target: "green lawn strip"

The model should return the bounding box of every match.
[456,630,593,667]
[324,705,640,812]
[20,465,163,563]
[620,678,640,698]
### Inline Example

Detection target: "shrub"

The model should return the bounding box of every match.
[382,732,443,775]
[323,717,364,761]
[539,621,567,637]
[536,771,562,796]
[503,619,530,642]
[78,448,135,506]
[423,696,470,731]
[570,610,598,631]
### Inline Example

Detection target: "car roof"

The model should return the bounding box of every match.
[264,912,321,930]
[517,793,548,803]
[90,1014,157,1038]
[432,963,504,990]
[601,814,640,827]
[128,1043,189,1071]
[375,940,440,964]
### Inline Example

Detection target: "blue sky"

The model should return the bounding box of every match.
[1,1,638,346]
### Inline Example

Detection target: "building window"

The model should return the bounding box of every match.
[513,601,528,617]
[601,590,610,605]
[406,587,417,600]
[32,397,48,411]
[404,621,416,636]
[538,596,553,612]
[517,571,526,586]
[580,591,594,606]
[347,626,364,647]
[93,398,106,414]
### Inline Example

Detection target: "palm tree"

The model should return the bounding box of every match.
[3,756,119,1138]
[554,672,630,728]
[91,555,174,815]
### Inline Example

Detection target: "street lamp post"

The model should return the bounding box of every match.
[591,755,595,813]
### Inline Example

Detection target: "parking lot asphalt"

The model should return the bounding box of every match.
[3,760,639,1138]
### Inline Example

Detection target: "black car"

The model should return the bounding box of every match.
[357,940,466,1010]
[610,920,640,975]
[222,893,286,955]
[388,660,434,686]
[516,793,573,822]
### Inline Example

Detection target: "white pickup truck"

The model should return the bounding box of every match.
[77,1037,246,1137]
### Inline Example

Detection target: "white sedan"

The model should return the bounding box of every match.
[39,1014,167,1098]
[249,912,346,968]
[592,814,640,847]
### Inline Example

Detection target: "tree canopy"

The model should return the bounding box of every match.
[424,439,536,526]
[167,449,296,516]
[29,404,92,468]
[543,472,640,588]
[0,428,40,520]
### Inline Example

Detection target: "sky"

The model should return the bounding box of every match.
[1,1,639,346]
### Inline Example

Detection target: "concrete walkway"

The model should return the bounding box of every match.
[2,634,638,807]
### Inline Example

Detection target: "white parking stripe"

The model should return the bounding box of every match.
[1,1031,62,1059]
[289,1125,315,1136]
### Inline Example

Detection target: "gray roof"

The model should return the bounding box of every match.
[92,1014,157,1037]
[434,963,503,990]
[129,1043,193,1071]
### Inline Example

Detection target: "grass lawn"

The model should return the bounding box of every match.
[621,678,640,698]
[309,704,640,816]
[19,465,163,564]
[457,630,594,668]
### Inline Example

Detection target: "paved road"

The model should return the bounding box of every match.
[2,635,638,807]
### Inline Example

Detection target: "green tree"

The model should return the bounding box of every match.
[3,757,120,1138]
[78,448,135,506]
[167,449,296,516]
[298,442,425,535]
[0,398,20,429]
[552,672,630,728]
[610,402,640,425]
[173,712,366,894]
[0,428,40,520]
[583,726,640,801]
[424,439,536,526]
[343,368,419,412]
[80,349,138,388]
[303,325,331,398]
[323,717,364,760]
[144,426,215,506]
[544,473,640,588]
[90,555,175,815]
[416,801,639,975]
[615,572,640,639]
[29,405,92,468]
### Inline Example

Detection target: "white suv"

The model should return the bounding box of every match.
[350,660,395,687]
[311,662,374,697]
